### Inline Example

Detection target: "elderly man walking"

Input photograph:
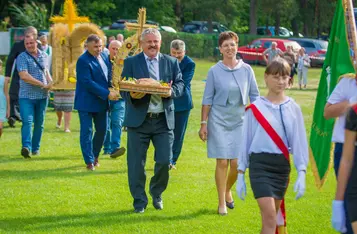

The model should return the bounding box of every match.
[74,34,119,171]
[103,40,127,158]
[263,41,283,65]
[169,39,195,169]
[121,28,184,213]
[17,33,52,158]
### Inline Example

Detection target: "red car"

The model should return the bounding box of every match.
[238,38,301,65]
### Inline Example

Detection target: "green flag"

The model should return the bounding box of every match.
[310,0,356,188]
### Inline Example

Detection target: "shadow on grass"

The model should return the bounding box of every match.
[0,165,126,180]
[0,156,72,164]
[0,208,212,232]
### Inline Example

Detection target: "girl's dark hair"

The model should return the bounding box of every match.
[265,57,291,76]
[218,31,239,47]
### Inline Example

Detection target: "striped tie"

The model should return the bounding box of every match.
[148,59,161,106]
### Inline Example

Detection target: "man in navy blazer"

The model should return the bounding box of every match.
[74,34,119,170]
[170,40,195,169]
[121,28,184,213]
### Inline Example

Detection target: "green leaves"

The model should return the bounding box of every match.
[9,1,52,30]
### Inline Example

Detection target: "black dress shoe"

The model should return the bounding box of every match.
[21,147,31,158]
[226,200,234,209]
[8,117,15,128]
[110,147,126,158]
[152,196,163,210]
[134,207,145,213]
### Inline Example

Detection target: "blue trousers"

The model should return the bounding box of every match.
[78,111,108,164]
[19,98,48,153]
[171,110,190,165]
[103,100,125,154]
[334,143,353,234]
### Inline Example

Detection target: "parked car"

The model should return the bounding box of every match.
[110,19,159,30]
[289,38,328,67]
[159,26,177,33]
[182,21,229,34]
[237,38,301,65]
[257,26,304,37]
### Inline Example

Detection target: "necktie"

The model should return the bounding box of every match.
[148,59,161,106]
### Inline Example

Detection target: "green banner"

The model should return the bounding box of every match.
[309,0,356,188]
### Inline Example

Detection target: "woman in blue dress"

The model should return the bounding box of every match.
[199,31,260,215]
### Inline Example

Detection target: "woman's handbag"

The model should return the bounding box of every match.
[303,57,310,67]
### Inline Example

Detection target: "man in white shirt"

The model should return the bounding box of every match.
[324,76,357,234]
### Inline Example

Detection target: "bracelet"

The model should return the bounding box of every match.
[200,121,207,124]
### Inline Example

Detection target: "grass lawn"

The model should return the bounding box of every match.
[0,60,336,233]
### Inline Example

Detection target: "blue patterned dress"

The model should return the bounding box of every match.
[0,75,7,122]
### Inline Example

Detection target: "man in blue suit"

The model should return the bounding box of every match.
[170,40,195,169]
[121,28,184,213]
[74,34,119,171]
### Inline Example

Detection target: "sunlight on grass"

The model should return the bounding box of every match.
[0,61,337,233]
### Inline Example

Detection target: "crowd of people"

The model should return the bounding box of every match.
[263,42,311,90]
[1,25,357,234]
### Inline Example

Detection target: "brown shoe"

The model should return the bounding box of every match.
[94,158,100,167]
[86,163,95,171]
[110,147,126,158]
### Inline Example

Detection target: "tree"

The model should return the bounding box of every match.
[249,0,258,34]
[9,1,55,30]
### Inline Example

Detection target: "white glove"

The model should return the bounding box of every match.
[294,170,306,200]
[332,200,347,233]
[236,173,246,201]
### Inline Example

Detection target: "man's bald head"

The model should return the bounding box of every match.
[109,40,122,59]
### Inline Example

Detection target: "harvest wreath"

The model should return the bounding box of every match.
[119,78,171,95]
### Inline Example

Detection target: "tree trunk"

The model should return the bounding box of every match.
[314,0,319,37]
[175,0,182,26]
[249,0,257,34]
[274,11,280,36]
[301,0,309,36]
[291,18,299,37]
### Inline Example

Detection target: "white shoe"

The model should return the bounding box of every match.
[56,123,61,128]
[64,129,71,133]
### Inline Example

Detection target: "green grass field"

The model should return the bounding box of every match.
[0,60,337,233]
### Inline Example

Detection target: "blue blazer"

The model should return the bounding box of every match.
[174,55,195,112]
[74,51,112,112]
[120,52,184,130]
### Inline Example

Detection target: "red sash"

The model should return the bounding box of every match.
[246,103,289,234]
[353,104,357,114]
[246,104,290,161]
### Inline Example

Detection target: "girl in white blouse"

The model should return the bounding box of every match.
[236,58,309,234]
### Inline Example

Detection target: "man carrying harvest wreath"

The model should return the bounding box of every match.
[120,28,184,213]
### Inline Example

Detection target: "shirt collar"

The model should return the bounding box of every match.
[144,52,160,61]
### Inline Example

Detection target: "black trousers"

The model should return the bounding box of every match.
[10,97,21,121]
[127,114,174,209]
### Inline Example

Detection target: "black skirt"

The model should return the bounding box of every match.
[249,152,291,200]
[346,146,357,222]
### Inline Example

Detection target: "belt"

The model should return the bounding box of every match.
[147,112,164,118]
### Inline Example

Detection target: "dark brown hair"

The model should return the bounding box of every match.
[218,31,239,47]
[86,34,101,44]
[265,57,291,76]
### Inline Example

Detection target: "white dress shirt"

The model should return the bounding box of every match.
[143,53,164,113]
[238,96,309,172]
[97,55,108,81]
[327,77,357,143]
